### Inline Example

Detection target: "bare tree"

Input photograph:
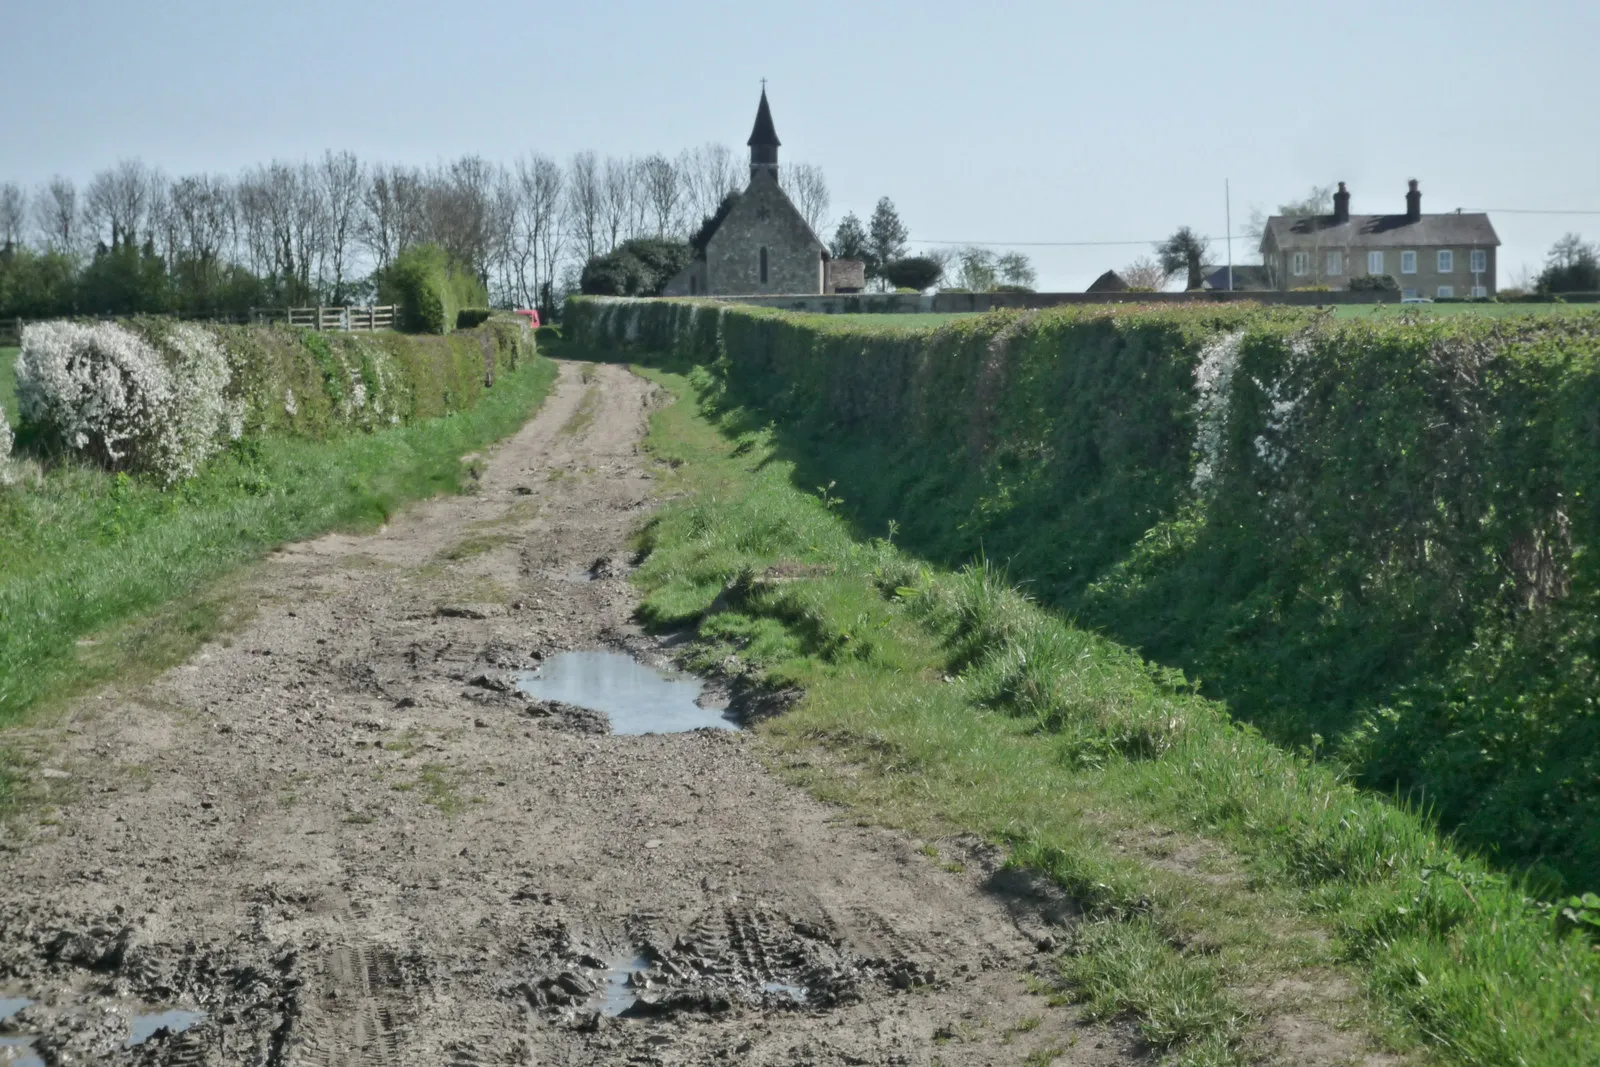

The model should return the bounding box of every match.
[679,143,740,228]
[33,177,78,252]
[319,150,366,302]
[1119,255,1169,290]
[84,159,158,249]
[0,183,24,251]
[781,162,830,234]
[600,156,636,253]
[169,174,235,266]
[566,151,603,263]
[640,154,682,237]
[359,164,423,270]
[420,156,501,284]
[505,154,566,310]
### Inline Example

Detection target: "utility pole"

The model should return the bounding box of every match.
[1226,179,1234,292]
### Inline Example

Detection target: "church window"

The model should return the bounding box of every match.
[760,247,769,285]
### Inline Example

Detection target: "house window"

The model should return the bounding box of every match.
[1368,250,1384,275]
[1291,251,1309,276]
[1470,249,1487,273]
[1326,251,1343,275]
[1402,289,1419,300]
[759,246,769,285]
[1438,249,1454,273]
[1438,285,1455,299]
[1401,251,1417,274]
[1471,285,1488,298]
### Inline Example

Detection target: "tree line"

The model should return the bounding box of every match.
[0,148,834,320]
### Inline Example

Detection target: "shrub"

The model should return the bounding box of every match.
[378,244,488,334]
[1290,284,1332,292]
[16,320,241,483]
[883,256,944,292]
[0,402,12,483]
[580,238,693,297]
[1349,273,1400,292]
[456,308,492,330]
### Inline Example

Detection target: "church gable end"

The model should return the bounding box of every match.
[700,88,827,296]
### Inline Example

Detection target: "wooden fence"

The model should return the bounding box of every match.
[0,306,399,346]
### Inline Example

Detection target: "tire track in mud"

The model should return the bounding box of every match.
[0,362,1151,1066]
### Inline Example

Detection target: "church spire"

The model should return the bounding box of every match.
[747,86,780,179]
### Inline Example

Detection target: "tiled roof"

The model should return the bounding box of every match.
[1264,213,1499,250]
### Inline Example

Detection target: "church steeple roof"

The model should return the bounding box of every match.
[747,88,780,148]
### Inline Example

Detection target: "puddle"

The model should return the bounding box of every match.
[592,952,652,1017]
[762,981,808,1003]
[0,998,29,1023]
[0,1036,44,1067]
[126,1009,207,1047]
[518,652,737,735]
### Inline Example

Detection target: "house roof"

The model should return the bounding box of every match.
[747,89,780,148]
[1202,265,1272,291]
[1085,269,1127,293]
[1263,212,1499,251]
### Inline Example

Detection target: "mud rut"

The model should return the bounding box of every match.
[0,363,1142,1066]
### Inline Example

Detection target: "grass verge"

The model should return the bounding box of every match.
[629,360,1600,1067]
[0,356,557,726]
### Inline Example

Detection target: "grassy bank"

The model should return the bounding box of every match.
[0,343,556,725]
[571,298,1600,893]
[1,346,17,416]
[629,360,1599,1066]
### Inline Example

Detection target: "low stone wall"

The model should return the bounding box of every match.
[707,289,1395,315]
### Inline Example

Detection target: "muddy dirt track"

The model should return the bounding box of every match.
[0,362,1141,1066]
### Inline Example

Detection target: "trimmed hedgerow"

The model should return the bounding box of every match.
[569,297,1600,892]
[14,317,532,477]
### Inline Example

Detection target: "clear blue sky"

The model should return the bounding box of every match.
[3,0,1595,291]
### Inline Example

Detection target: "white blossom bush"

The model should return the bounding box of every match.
[16,321,240,483]
[1189,331,1246,494]
[0,402,14,486]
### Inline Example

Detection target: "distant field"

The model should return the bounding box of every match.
[1,347,17,418]
[1330,301,1597,319]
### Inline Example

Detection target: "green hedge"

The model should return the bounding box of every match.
[378,244,489,334]
[570,296,1600,891]
[455,308,492,330]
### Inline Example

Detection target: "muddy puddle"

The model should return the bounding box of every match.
[126,1009,207,1046]
[518,652,737,735]
[0,997,39,1067]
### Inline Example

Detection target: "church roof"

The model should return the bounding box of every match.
[747,89,780,148]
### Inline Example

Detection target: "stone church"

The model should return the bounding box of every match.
[664,90,864,297]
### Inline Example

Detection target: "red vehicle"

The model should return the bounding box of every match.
[513,308,541,328]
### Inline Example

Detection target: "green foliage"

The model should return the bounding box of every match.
[866,198,909,280]
[455,308,492,330]
[882,256,943,292]
[377,243,488,334]
[829,212,869,264]
[1158,228,1210,291]
[569,297,1600,895]
[579,238,693,297]
[1348,273,1399,292]
[78,240,172,315]
[1537,233,1600,295]
[625,362,1600,1066]
[0,247,80,318]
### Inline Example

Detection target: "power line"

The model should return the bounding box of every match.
[908,234,1259,249]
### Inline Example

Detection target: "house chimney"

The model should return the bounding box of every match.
[1405,179,1422,223]
[1333,181,1350,224]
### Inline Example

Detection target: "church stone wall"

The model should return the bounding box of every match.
[705,172,825,295]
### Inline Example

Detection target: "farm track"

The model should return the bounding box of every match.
[0,361,1144,1066]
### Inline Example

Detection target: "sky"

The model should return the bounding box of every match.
[3,0,1597,292]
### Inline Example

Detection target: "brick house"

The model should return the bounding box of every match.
[664,90,863,297]
[1260,180,1500,298]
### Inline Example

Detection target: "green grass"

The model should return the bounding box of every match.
[0,347,17,420]
[1330,300,1599,318]
[0,356,557,725]
[629,360,1600,1067]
